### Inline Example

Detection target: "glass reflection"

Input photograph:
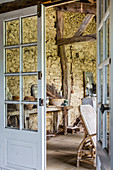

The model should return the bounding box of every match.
[5,48,19,73]
[6,19,19,46]
[22,16,37,44]
[23,46,37,72]
[6,76,19,101]
[23,104,38,131]
[7,104,20,128]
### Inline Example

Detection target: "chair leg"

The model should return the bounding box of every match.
[77,151,81,167]
[77,160,80,167]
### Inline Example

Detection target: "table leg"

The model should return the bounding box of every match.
[63,108,68,135]
[24,113,30,129]
[14,116,18,128]
[53,112,56,133]
[26,117,29,129]
[56,112,59,133]
[53,111,59,134]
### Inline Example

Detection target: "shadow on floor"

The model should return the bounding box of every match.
[47,133,96,170]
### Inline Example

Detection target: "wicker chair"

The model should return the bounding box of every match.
[77,105,96,167]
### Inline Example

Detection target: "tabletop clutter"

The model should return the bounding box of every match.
[7,84,86,136]
[10,83,69,112]
[12,95,69,111]
[7,83,86,135]
[7,83,72,134]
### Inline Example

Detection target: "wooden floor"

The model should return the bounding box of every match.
[47,133,96,170]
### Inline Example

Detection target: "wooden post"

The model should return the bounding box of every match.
[56,10,71,129]
[56,11,70,101]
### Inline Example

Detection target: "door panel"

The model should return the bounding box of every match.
[97,0,111,169]
[0,5,46,170]
[7,140,35,167]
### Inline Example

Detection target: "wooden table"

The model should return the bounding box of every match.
[47,106,73,135]
[8,105,73,135]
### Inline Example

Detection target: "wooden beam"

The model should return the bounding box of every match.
[88,0,96,4]
[56,11,70,100]
[57,33,96,45]
[0,0,39,14]
[0,0,96,14]
[0,0,79,14]
[0,0,15,4]
[74,14,95,37]
[55,2,96,14]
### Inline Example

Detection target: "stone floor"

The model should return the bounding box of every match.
[47,133,96,170]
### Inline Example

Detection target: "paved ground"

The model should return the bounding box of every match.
[47,133,96,170]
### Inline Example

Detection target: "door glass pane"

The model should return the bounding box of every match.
[23,104,38,131]
[101,28,103,63]
[22,16,37,44]
[107,17,110,59]
[101,0,103,20]
[7,104,20,129]
[101,69,103,142]
[6,76,19,101]
[23,46,37,72]
[106,65,109,150]
[108,0,110,7]
[4,14,39,132]
[101,69,103,103]
[5,19,19,46]
[5,48,19,73]
[23,75,38,101]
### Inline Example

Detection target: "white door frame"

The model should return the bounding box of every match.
[97,0,113,169]
[0,5,46,170]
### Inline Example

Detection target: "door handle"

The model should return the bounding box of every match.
[100,104,110,114]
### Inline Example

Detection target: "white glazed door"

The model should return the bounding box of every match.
[0,5,46,170]
[97,0,113,169]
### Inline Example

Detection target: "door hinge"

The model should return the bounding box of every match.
[109,58,111,64]
[37,4,41,18]
[39,98,44,106]
[38,71,42,80]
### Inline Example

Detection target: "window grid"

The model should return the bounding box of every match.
[97,0,110,150]
[4,15,38,130]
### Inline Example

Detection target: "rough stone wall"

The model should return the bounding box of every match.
[6,7,97,131]
[46,8,62,91]
[46,8,97,127]
[65,41,96,123]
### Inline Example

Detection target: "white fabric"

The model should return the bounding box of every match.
[80,105,96,147]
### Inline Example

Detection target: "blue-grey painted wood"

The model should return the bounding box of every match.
[97,141,110,170]
[109,0,113,169]
[97,0,111,169]
[0,5,46,170]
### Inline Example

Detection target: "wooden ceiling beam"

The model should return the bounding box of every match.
[74,14,95,37]
[0,0,96,14]
[55,2,96,14]
[88,0,96,4]
[57,33,96,45]
[0,0,79,14]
